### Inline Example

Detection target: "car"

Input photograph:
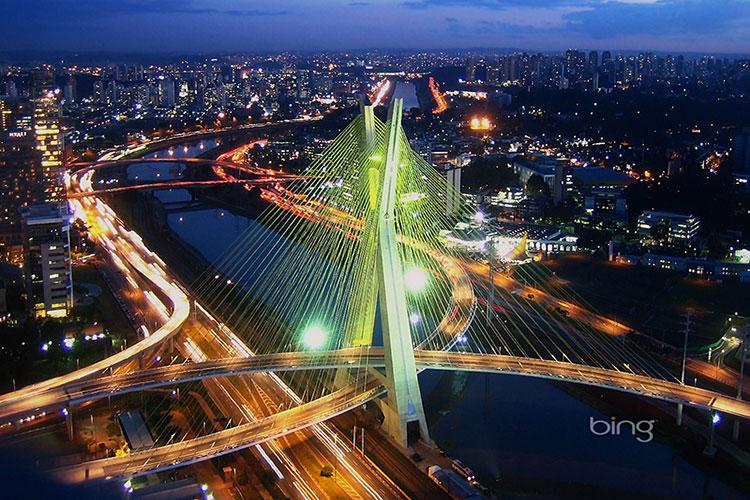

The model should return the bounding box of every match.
[411,452,423,462]
[320,465,334,477]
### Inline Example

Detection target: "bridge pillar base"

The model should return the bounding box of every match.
[376,395,431,450]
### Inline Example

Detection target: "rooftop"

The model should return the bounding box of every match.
[19,203,70,225]
[570,167,634,186]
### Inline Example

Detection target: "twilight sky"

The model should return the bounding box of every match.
[3,0,750,55]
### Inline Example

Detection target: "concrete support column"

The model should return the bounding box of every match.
[65,403,74,441]
[704,412,717,457]
[376,99,429,448]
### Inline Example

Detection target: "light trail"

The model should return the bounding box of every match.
[428,76,448,114]
[67,177,302,199]
[369,79,392,108]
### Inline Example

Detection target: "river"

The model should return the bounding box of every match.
[134,144,747,499]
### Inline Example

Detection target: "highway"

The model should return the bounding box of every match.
[5,348,750,434]
[19,347,746,481]
[67,176,303,199]
[67,133,401,498]
[53,379,386,483]
[181,309,403,499]
[0,169,190,416]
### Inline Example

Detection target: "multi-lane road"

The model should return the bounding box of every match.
[5,349,750,425]
[64,134,404,498]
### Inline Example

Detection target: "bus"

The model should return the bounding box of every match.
[451,459,476,482]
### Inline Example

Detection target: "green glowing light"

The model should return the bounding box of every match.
[302,325,327,349]
[404,267,429,293]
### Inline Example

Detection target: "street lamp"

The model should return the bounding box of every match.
[677,309,692,427]
[404,267,428,293]
[302,325,327,350]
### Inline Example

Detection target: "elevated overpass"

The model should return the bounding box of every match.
[3,348,749,435]
[33,348,750,482]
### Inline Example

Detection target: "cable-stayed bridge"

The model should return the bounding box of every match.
[1,101,747,485]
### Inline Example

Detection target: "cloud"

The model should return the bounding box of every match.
[563,0,750,38]
[4,0,291,20]
[348,1,371,6]
[432,0,750,44]
[402,0,583,10]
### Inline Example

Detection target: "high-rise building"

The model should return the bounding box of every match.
[297,69,311,100]
[158,77,176,107]
[114,64,144,82]
[0,98,33,131]
[31,71,65,202]
[465,56,477,83]
[486,66,500,85]
[0,130,42,245]
[444,166,462,215]
[2,79,18,98]
[0,100,11,131]
[588,51,599,71]
[20,203,73,318]
[63,75,76,104]
[565,49,586,80]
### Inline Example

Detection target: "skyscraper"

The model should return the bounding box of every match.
[158,77,176,107]
[20,203,73,318]
[0,100,11,131]
[588,50,599,71]
[0,130,42,245]
[63,75,76,104]
[486,66,500,85]
[465,56,477,83]
[32,71,65,202]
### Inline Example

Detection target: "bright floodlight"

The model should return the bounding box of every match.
[302,325,327,349]
[404,267,429,293]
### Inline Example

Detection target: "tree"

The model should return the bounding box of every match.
[461,156,517,191]
[526,174,550,198]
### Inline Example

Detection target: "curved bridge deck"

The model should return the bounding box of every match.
[3,349,748,423]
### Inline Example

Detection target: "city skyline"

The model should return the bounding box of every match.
[3,0,750,56]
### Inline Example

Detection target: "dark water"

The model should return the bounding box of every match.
[392,81,420,111]
[165,201,745,498]
[421,370,746,498]
[146,138,220,159]
[136,150,747,499]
